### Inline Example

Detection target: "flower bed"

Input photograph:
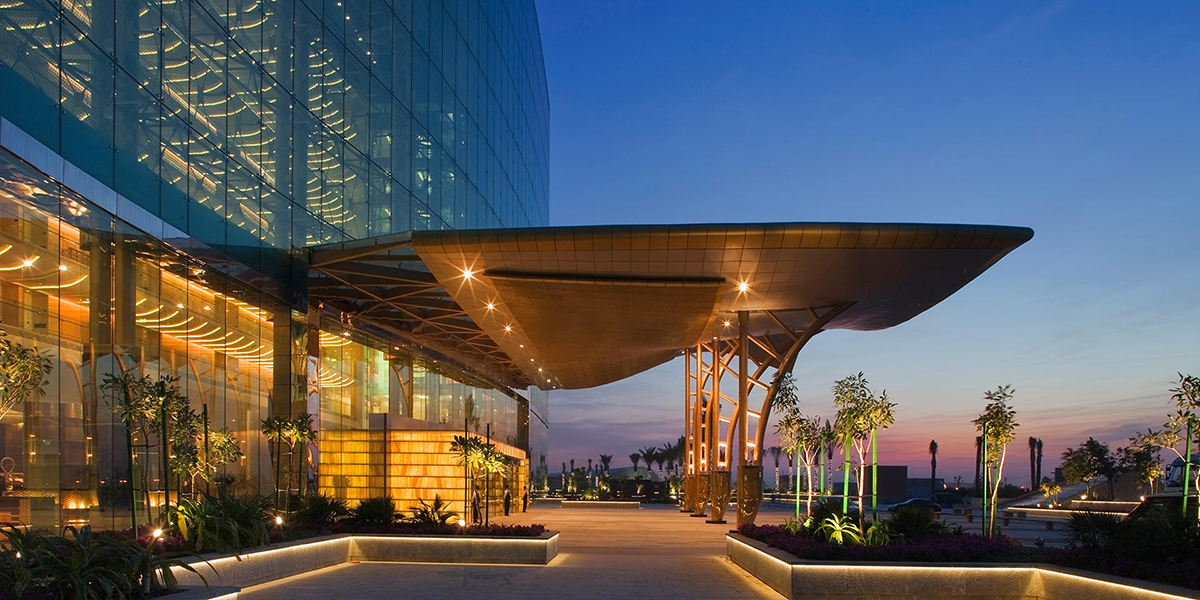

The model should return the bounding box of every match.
[739,523,1030,563]
[738,523,1200,592]
[728,533,1198,600]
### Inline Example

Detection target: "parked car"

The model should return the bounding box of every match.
[888,498,944,513]
[931,492,961,508]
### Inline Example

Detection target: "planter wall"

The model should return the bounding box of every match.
[559,500,640,509]
[174,532,558,589]
[350,532,559,564]
[172,587,240,600]
[727,533,1197,600]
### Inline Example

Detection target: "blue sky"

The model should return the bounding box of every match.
[535,1,1200,483]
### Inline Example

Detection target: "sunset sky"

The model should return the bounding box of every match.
[536,1,1200,484]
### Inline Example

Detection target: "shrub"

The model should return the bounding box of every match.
[352,496,397,526]
[780,517,804,536]
[888,505,946,540]
[863,520,894,547]
[804,498,858,532]
[406,495,459,526]
[295,493,350,526]
[171,493,271,554]
[0,525,202,600]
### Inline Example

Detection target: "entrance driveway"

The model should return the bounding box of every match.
[239,503,781,600]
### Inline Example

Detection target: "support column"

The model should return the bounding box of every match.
[736,310,761,527]
[691,344,709,518]
[682,347,696,512]
[708,340,729,524]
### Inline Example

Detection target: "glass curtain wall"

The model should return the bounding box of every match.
[0,0,550,280]
[0,149,277,531]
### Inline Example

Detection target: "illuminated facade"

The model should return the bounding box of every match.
[0,0,549,528]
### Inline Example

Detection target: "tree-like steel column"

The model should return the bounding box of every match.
[688,302,854,526]
[707,338,728,523]
[735,310,762,527]
[690,343,709,518]
[682,346,697,512]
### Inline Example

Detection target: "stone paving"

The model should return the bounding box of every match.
[238,503,783,600]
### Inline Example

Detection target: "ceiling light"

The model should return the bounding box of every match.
[723,320,731,327]
[504,325,512,332]
[737,281,749,293]
[537,368,543,372]
[58,264,67,271]
[462,267,474,279]
[485,302,495,310]
[519,344,524,348]
[530,358,535,362]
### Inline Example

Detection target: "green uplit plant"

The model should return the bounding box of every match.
[863,519,895,546]
[973,384,1019,536]
[815,515,863,545]
[780,517,804,535]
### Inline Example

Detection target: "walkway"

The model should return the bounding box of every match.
[238,504,782,600]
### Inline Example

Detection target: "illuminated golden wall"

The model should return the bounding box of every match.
[319,429,526,519]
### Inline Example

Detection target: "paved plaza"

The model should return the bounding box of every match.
[239,504,782,600]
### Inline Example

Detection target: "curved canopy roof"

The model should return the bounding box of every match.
[309,222,1032,391]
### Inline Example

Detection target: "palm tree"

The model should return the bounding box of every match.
[628,452,641,477]
[640,446,659,478]
[599,454,613,475]
[662,442,676,475]
[1035,439,1044,484]
[768,446,783,491]
[1028,436,1038,489]
[260,416,287,507]
[929,440,938,496]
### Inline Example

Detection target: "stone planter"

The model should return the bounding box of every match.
[727,533,1198,600]
[172,587,240,600]
[174,532,559,590]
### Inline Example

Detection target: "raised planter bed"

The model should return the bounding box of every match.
[727,533,1197,600]
[170,586,240,600]
[559,500,640,509]
[173,531,559,589]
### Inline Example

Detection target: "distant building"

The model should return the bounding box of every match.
[906,477,946,500]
